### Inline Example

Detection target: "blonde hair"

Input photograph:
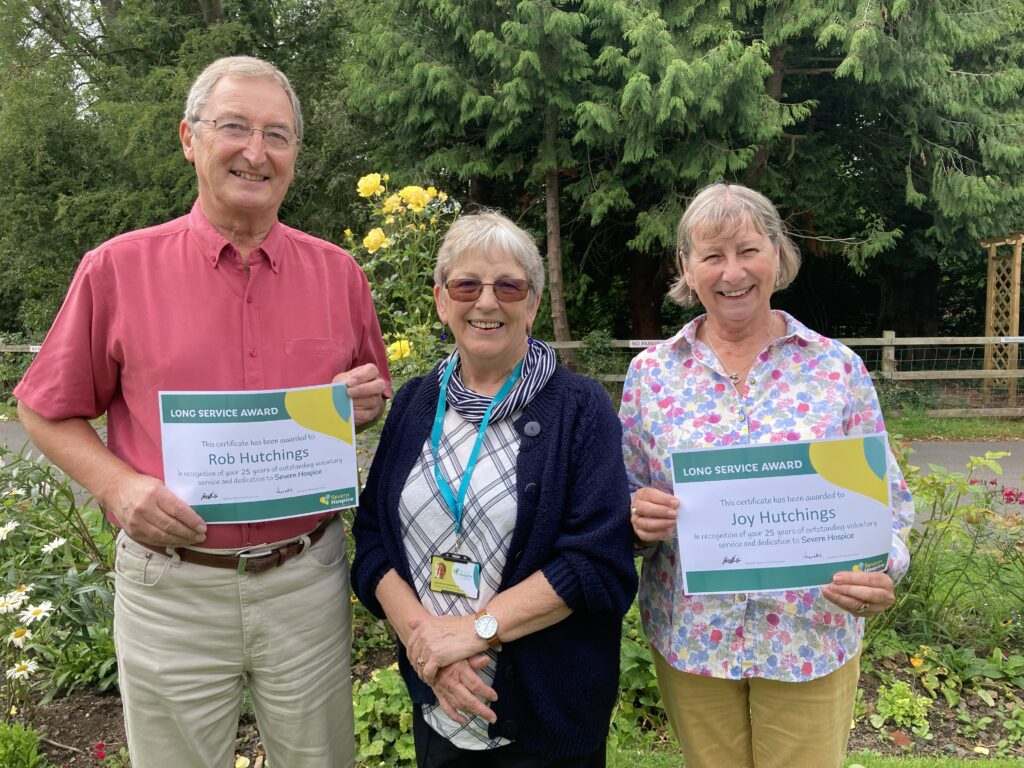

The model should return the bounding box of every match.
[668,182,800,307]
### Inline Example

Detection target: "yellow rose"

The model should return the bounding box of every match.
[234,757,251,768]
[438,191,448,201]
[357,173,385,198]
[387,339,412,361]
[382,194,402,214]
[343,228,353,238]
[363,228,391,254]
[399,185,431,213]
[426,186,438,198]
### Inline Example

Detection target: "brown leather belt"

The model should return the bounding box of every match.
[139,514,335,574]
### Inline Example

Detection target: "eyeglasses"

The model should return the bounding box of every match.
[196,118,300,150]
[445,278,531,302]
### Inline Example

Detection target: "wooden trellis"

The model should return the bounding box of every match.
[980,232,1023,406]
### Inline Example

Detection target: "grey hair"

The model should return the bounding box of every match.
[434,210,546,301]
[668,182,801,307]
[184,55,304,141]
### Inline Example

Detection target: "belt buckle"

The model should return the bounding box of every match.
[237,546,277,574]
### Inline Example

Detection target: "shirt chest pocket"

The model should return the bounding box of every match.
[284,338,352,387]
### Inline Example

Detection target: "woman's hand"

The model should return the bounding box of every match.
[430,656,498,725]
[821,570,895,618]
[406,614,484,684]
[631,487,679,543]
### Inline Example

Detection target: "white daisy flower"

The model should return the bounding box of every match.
[41,537,66,554]
[0,520,20,540]
[0,595,17,614]
[19,600,53,625]
[7,627,31,647]
[5,659,38,680]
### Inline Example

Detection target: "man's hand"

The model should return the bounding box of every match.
[333,363,387,427]
[107,473,207,548]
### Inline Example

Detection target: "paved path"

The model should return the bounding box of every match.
[4,416,1021,483]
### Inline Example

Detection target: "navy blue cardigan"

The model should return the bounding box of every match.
[352,365,637,758]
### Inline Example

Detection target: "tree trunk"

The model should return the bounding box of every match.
[746,43,787,184]
[544,109,577,369]
[197,0,224,25]
[628,252,669,338]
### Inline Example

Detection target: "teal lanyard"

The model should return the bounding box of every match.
[431,354,524,537]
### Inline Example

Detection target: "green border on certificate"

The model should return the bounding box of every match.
[672,434,892,594]
[160,383,359,524]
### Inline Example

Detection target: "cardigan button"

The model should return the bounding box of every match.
[523,483,539,501]
[523,421,541,437]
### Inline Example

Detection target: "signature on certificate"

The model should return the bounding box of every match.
[275,486,294,495]
[721,555,741,565]
[802,552,824,560]
[200,491,219,500]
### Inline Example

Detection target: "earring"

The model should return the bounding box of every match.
[775,271,782,288]
[439,330,447,341]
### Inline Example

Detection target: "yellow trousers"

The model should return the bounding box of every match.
[652,646,860,768]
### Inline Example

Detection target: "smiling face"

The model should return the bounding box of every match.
[180,76,297,232]
[434,247,540,384]
[683,216,780,334]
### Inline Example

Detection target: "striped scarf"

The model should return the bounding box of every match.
[436,339,557,424]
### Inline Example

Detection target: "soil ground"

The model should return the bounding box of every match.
[28,651,1022,765]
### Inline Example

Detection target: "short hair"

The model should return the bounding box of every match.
[668,182,801,307]
[184,55,304,141]
[434,210,546,302]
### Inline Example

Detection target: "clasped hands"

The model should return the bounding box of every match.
[406,614,497,726]
[629,487,897,616]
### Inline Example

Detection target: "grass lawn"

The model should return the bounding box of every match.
[885,413,1024,441]
[608,748,1024,767]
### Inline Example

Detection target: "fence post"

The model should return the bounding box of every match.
[881,331,896,381]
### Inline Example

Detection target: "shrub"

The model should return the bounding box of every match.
[0,446,116,716]
[0,721,54,768]
[345,175,461,386]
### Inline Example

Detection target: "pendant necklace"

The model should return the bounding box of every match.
[704,317,776,385]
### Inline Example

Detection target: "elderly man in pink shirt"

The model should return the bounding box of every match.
[15,56,390,768]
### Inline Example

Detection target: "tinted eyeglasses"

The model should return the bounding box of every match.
[445,278,531,302]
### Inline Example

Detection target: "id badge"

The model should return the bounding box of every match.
[429,553,481,599]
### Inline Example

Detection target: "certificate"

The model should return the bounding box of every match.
[672,434,891,594]
[160,383,358,524]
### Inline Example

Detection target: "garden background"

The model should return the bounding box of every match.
[0,1,1022,765]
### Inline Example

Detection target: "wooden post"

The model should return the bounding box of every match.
[1010,238,1022,406]
[984,243,998,403]
[881,330,896,381]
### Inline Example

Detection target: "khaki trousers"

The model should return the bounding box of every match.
[113,519,354,768]
[652,646,859,768]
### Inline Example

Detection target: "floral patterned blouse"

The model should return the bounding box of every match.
[619,310,914,682]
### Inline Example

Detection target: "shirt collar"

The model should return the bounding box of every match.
[187,199,284,274]
[671,309,820,353]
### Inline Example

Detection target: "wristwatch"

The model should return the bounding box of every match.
[473,610,500,648]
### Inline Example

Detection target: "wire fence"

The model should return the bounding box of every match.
[551,334,1024,417]
[4,335,1024,417]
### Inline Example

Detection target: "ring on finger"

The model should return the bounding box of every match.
[630,506,639,518]
[856,602,869,614]
[417,656,425,668]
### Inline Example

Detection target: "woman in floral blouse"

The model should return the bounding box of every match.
[619,183,914,768]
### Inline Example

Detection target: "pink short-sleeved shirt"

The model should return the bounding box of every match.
[15,200,392,548]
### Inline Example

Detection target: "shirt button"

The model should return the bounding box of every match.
[738,412,746,421]
[735,593,747,602]
[246,296,253,304]
[249,348,257,358]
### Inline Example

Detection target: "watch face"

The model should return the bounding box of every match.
[475,613,498,639]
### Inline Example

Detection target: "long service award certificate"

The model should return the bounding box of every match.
[672,434,891,594]
[160,383,358,524]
